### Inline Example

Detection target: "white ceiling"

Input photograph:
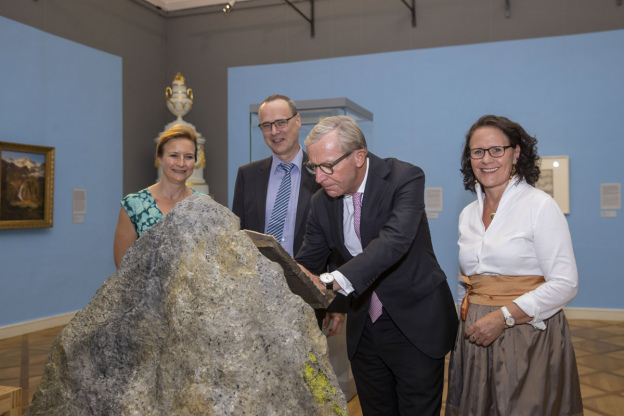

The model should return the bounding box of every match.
[143,0,251,12]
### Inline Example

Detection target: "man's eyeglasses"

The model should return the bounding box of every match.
[469,145,513,160]
[304,151,353,175]
[258,114,298,132]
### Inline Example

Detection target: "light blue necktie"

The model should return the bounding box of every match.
[266,163,295,242]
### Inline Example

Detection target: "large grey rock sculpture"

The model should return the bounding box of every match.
[26,195,347,416]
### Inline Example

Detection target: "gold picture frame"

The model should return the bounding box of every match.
[0,141,55,229]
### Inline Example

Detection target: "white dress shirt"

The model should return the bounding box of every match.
[330,159,370,296]
[458,177,578,330]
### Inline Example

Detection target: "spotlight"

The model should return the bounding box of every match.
[223,0,236,13]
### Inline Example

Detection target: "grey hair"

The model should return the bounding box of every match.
[261,94,298,116]
[304,115,367,153]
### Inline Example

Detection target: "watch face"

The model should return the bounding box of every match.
[319,273,334,284]
[506,317,515,327]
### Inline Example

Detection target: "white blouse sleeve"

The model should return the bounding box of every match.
[513,196,578,329]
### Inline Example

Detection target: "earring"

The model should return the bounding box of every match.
[509,165,516,182]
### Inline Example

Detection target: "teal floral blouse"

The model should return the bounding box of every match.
[121,188,205,236]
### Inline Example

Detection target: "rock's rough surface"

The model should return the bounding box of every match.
[25,195,347,416]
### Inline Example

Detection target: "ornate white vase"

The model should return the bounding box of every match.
[166,72,193,119]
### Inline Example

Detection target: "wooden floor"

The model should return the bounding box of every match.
[1,319,623,415]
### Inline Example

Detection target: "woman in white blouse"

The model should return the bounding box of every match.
[445,115,583,416]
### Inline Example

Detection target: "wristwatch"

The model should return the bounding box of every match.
[501,306,516,328]
[319,273,335,290]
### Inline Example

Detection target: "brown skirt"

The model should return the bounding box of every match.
[445,305,583,416]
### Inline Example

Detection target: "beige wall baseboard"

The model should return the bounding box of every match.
[563,307,624,321]
[1,307,622,340]
[0,311,78,340]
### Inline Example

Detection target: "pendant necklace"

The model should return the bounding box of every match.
[485,197,497,220]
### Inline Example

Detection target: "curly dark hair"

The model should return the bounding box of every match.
[461,115,540,193]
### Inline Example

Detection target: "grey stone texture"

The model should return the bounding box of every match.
[25,195,347,416]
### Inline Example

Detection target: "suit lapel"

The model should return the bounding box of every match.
[294,152,315,239]
[360,154,390,247]
[335,196,346,252]
[257,157,272,230]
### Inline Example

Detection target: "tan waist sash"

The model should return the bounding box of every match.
[459,274,545,321]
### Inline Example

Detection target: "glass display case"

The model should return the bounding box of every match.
[249,98,374,163]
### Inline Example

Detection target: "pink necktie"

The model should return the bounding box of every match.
[353,193,383,323]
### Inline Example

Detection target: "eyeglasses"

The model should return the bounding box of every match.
[258,114,298,132]
[469,145,513,159]
[304,151,353,175]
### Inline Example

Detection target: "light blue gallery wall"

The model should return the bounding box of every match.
[228,29,624,310]
[0,16,122,326]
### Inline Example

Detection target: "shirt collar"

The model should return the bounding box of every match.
[271,146,303,173]
[476,174,524,207]
[345,157,370,200]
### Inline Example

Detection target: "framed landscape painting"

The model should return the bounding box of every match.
[0,142,55,229]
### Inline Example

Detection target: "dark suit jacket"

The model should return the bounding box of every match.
[232,152,318,256]
[232,152,347,314]
[296,153,458,360]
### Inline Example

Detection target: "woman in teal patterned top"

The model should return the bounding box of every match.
[119,187,204,236]
[113,125,207,268]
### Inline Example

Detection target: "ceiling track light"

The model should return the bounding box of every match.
[223,0,236,14]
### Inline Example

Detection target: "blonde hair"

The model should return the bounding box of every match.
[156,125,198,160]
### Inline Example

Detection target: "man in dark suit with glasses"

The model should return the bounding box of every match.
[232,94,346,336]
[297,115,458,415]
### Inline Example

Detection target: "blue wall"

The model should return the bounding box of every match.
[0,16,122,326]
[228,30,624,309]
